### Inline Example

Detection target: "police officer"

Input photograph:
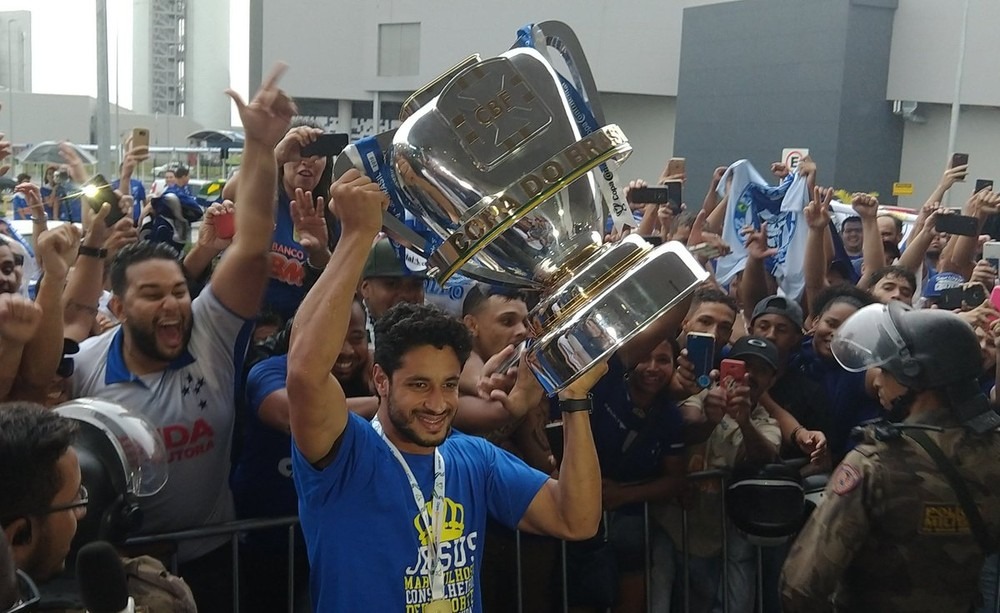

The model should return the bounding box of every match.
[780,301,1000,612]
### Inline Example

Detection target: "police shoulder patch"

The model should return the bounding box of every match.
[832,463,863,495]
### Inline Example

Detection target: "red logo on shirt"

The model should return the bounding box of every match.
[159,418,215,463]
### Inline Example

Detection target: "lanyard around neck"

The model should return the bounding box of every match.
[371,415,447,601]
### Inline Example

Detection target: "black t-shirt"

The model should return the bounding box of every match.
[769,368,833,459]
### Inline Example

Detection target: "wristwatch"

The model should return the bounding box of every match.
[559,395,593,414]
[78,245,108,259]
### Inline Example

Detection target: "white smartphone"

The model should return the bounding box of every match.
[983,241,1000,271]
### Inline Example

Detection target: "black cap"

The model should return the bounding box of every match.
[362,238,428,280]
[750,296,804,330]
[728,336,780,372]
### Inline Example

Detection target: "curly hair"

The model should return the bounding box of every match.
[0,402,79,526]
[689,285,739,318]
[374,303,472,377]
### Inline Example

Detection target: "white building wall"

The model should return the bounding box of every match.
[887,0,1000,106]
[186,0,232,129]
[897,104,1000,209]
[260,0,696,101]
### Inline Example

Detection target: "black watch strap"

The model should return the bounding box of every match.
[78,245,108,259]
[559,395,593,413]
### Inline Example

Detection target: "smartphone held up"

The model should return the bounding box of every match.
[81,174,126,227]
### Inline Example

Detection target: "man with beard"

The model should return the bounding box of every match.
[782,303,1000,612]
[286,169,608,612]
[67,64,296,612]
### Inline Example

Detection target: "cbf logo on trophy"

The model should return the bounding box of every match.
[336,21,709,394]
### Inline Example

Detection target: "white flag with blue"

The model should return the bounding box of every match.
[714,160,810,300]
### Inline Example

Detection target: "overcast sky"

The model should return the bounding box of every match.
[0,0,249,122]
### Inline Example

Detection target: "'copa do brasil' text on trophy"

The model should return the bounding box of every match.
[337,21,709,394]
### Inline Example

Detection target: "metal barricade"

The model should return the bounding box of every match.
[125,515,301,613]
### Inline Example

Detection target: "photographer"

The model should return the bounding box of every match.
[40,166,82,224]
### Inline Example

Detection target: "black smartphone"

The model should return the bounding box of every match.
[951,152,969,181]
[629,186,671,205]
[82,174,125,227]
[935,213,979,237]
[664,180,683,214]
[629,183,683,215]
[939,285,987,310]
[975,179,994,194]
[300,133,349,158]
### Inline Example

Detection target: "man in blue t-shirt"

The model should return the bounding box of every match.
[285,172,609,612]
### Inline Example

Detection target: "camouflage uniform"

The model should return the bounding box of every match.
[781,407,1000,612]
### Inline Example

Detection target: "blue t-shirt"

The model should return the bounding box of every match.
[264,189,308,320]
[789,336,882,460]
[293,412,548,612]
[41,185,82,222]
[231,355,296,522]
[588,356,685,485]
[111,177,147,222]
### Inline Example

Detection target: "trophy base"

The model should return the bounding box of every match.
[525,239,709,395]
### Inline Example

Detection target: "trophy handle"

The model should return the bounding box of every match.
[335,128,431,258]
[513,20,607,126]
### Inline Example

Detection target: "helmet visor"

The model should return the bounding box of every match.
[55,398,168,497]
[831,303,908,372]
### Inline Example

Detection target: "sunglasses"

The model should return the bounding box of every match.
[5,570,40,612]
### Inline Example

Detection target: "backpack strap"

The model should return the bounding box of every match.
[904,429,996,555]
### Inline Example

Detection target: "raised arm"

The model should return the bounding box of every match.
[852,193,886,289]
[739,223,778,323]
[210,64,294,318]
[13,225,79,398]
[286,172,387,464]
[0,294,41,401]
[518,360,607,541]
[897,207,942,273]
[803,187,833,318]
[182,200,234,280]
[702,166,727,216]
[938,189,1000,280]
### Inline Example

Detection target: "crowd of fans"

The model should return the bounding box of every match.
[0,65,998,613]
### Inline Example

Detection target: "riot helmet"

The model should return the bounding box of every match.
[53,399,168,551]
[831,301,1000,432]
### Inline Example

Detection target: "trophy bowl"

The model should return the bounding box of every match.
[339,22,709,393]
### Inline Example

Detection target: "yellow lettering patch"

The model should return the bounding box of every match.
[920,504,971,534]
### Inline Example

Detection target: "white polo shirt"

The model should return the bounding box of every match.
[71,286,254,562]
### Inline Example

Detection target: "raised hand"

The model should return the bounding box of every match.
[36,223,81,280]
[741,222,777,261]
[770,162,790,179]
[328,168,388,238]
[851,192,879,220]
[970,260,998,291]
[198,200,236,251]
[940,163,968,191]
[15,182,45,219]
[103,217,140,261]
[291,188,330,256]
[804,186,833,230]
[58,142,89,183]
[0,293,42,345]
[969,187,1000,218]
[275,125,323,166]
[226,62,296,148]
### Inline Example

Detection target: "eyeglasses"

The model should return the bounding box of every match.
[6,569,40,613]
[34,485,89,518]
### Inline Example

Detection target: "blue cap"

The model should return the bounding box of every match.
[922,272,965,299]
